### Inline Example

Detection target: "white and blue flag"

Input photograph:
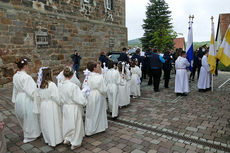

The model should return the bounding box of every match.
[186,20,194,72]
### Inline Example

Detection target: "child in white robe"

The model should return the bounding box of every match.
[175,51,190,96]
[58,67,87,150]
[12,58,41,143]
[198,50,211,92]
[104,60,121,118]
[84,61,108,136]
[35,67,63,147]
[130,60,142,98]
[56,59,81,87]
[117,62,130,107]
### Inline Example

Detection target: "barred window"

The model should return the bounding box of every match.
[106,0,113,10]
[84,0,90,3]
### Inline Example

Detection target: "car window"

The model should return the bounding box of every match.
[110,54,120,62]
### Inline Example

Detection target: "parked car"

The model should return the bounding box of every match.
[107,51,122,64]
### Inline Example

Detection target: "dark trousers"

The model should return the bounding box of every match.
[142,67,147,79]
[148,67,153,85]
[73,64,80,79]
[190,67,197,80]
[164,70,171,88]
[151,69,162,91]
[197,65,201,80]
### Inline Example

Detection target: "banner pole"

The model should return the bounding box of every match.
[211,74,214,92]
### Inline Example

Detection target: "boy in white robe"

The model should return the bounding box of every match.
[12,58,41,143]
[58,67,87,150]
[56,59,81,87]
[84,61,108,136]
[130,60,142,98]
[175,51,190,96]
[35,67,63,147]
[104,60,121,118]
[198,50,211,92]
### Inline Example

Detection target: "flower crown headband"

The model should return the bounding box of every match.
[21,59,27,64]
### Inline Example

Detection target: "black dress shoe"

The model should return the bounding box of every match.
[176,93,181,96]
[181,93,187,96]
[199,89,205,92]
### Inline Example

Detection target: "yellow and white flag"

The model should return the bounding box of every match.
[208,20,216,74]
[217,24,230,67]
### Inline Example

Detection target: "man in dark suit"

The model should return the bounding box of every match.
[118,47,129,63]
[145,48,153,85]
[163,51,172,88]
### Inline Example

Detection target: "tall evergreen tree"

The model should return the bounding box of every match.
[141,0,176,52]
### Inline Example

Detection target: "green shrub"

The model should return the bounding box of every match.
[218,62,230,71]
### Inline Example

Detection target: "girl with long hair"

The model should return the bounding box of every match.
[35,67,63,147]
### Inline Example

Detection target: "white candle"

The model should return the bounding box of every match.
[122,62,125,75]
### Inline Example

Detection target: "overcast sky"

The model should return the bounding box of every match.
[126,0,230,42]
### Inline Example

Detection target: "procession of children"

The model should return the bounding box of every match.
[11,55,141,150]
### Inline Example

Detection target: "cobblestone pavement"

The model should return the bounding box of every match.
[0,72,230,153]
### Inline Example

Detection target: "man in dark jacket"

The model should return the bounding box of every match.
[131,48,143,66]
[149,49,165,92]
[71,50,81,78]
[163,51,172,88]
[99,51,109,68]
[118,47,129,63]
[190,51,198,81]
[197,47,204,79]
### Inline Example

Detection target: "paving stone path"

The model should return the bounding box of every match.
[0,71,230,153]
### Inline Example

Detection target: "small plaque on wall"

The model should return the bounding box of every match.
[35,29,49,48]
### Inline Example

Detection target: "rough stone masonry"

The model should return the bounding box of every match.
[0,0,127,85]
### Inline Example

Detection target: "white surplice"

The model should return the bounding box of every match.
[56,70,81,87]
[84,72,108,136]
[12,71,41,139]
[175,56,190,93]
[130,66,142,96]
[104,69,121,118]
[198,55,211,89]
[35,82,63,147]
[118,73,130,107]
[58,80,87,146]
